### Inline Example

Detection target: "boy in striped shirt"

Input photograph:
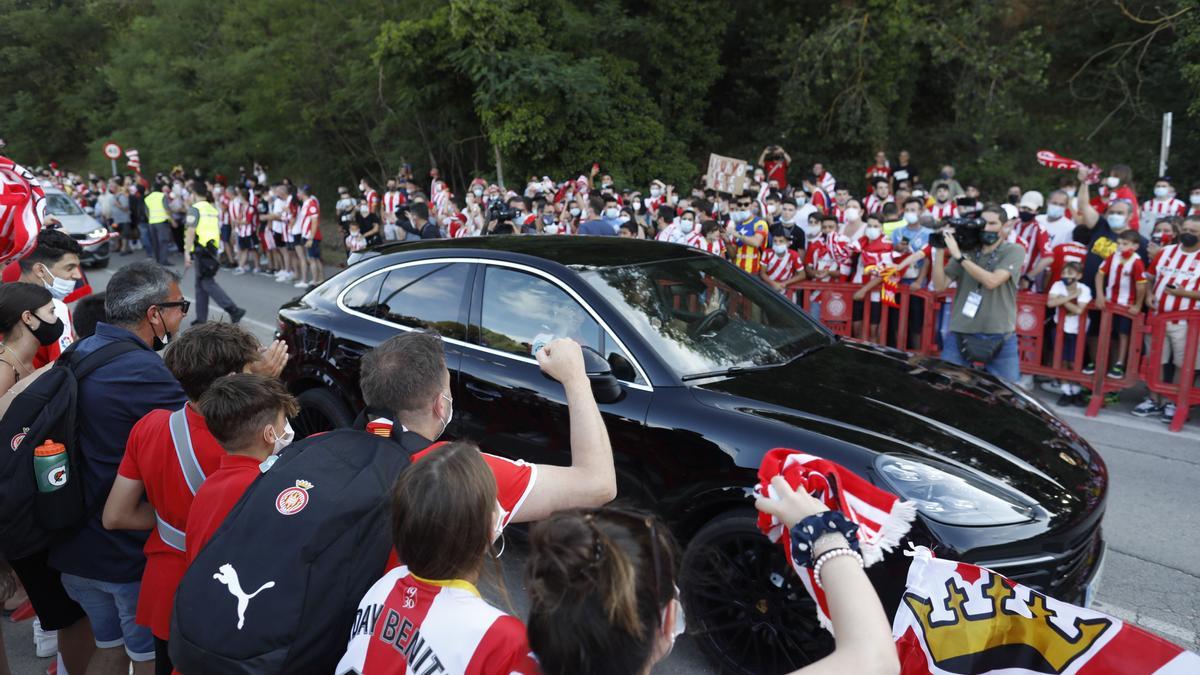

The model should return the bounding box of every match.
[759,229,806,301]
[1092,229,1146,379]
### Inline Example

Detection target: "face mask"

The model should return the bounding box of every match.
[151,309,172,352]
[936,193,948,203]
[633,200,642,210]
[359,205,369,216]
[1179,232,1199,248]
[1065,188,1077,198]
[768,204,779,215]
[1191,194,1200,206]
[1121,248,1136,260]
[680,219,694,233]
[650,187,662,197]
[903,212,919,225]
[604,207,620,219]
[730,210,746,222]
[544,224,560,235]
[569,207,581,217]
[844,208,861,222]
[795,195,807,206]
[38,265,75,300]
[865,226,882,240]
[542,215,555,225]
[980,230,1001,245]
[1018,211,1036,223]
[1046,204,1066,219]
[1064,277,1077,285]
[27,315,64,347]
[438,392,453,438]
[1105,176,1120,189]
[661,590,686,659]
[1154,186,1170,199]
[473,187,484,197]
[270,421,294,455]
[1107,213,1127,230]
[601,183,613,190]
[1007,194,1020,205]
[772,243,788,256]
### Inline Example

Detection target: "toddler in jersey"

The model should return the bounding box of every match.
[1047,262,1092,406]
[1092,229,1146,379]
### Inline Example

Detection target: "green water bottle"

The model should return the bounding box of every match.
[33,440,68,493]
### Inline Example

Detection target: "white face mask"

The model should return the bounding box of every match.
[359,205,370,216]
[795,195,807,206]
[604,207,620,219]
[1154,186,1170,199]
[660,589,686,660]
[903,212,919,225]
[844,208,861,222]
[632,200,642,210]
[650,187,662,197]
[544,223,560,235]
[1046,204,1066,219]
[731,210,748,222]
[768,204,779,215]
[270,421,294,455]
[39,265,74,300]
[772,243,788,255]
[438,392,453,438]
[865,226,882,240]
[1105,176,1120,189]
[569,207,581,217]
[1191,194,1200,206]
[1108,213,1128,230]
[680,219,694,233]
[473,187,484,197]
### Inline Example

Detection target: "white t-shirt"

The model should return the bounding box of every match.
[1048,281,1091,334]
[1038,214,1077,248]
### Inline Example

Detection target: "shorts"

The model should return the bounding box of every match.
[8,549,86,631]
[273,231,286,248]
[288,234,303,250]
[1162,321,1200,368]
[60,573,154,661]
[852,300,882,324]
[219,224,232,241]
[1062,333,1078,364]
[1086,310,1134,337]
[238,235,257,251]
[307,239,322,259]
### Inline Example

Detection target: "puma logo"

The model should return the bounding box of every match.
[213,563,275,630]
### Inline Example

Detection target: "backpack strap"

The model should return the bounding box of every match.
[67,340,143,380]
[156,406,207,553]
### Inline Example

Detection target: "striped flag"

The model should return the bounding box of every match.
[126,148,141,171]
[0,157,46,264]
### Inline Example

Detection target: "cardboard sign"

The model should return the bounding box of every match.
[706,154,749,196]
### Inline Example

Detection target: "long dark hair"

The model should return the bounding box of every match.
[0,282,52,335]
[526,507,679,675]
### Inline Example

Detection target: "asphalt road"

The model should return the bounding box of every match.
[3,250,1197,674]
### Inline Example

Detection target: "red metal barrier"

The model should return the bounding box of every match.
[1141,311,1200,432]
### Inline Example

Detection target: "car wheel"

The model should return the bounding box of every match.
[293,387,353,439]
[680,511,833,674]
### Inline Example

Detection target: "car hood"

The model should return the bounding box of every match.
[692,340,1106,526]
[50,214,102,235]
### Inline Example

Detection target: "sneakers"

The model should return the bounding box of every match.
[228,307,246,325]
[1040,380,1064,394]
[1107,363,1125,379]
[294,280,310,288]
[1056,393,1074,407]
[1104,392,1120,406]
[1081,362,1096,375]
[275,270,294,282]
[232,267,246,276]
[1131,397,1164,417]
[33,617,57,658]
[1161,402,1178,423]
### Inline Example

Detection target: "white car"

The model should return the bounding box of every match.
[41,186,111,267]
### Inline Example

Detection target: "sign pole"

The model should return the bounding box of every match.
[111,159,117,178]
[1159,112,1173,177]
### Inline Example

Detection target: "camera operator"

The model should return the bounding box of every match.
[400,202,440,239]
[932,205,1026,383]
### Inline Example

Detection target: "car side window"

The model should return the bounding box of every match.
[342,273,385,316]
[377,263,470,339]
[480,267,602,357]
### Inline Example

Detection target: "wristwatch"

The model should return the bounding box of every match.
[953,254,964,264]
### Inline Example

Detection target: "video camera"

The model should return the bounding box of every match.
[929,214,987,251]
[487,200,518,225]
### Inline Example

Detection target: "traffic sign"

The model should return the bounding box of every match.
[103,142,122,160]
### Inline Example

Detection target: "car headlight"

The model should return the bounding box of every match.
[874,455,1035,526]
[88,227,107,239]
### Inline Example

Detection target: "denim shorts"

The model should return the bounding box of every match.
[60,573,155,661]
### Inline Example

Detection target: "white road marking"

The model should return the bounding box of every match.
[1093,600,1198,647]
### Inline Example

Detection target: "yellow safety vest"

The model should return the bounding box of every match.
[146,191,169,224]
[192,200,220,250]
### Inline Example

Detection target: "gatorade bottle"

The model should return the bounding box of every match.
[33,440,68,493]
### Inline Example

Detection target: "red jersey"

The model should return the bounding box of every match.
[1013,219,1051,280]
[382,190,406,222]
[364,189,380,215]
[919,244,954,290]
[336,567,538,675]
[185,453,264,565]
[448,214,472,238]
[852,237,894,284]
[297,196,320,240]
[1149,244,1200,313]
[231,198,251,238]
[118,405,225,639]
[1047,241,1089,288]
[1142,197,1186,222]
[246,191,260,228]
[1099,252,1146,306]
[764,159,789,190]
[693,236,726,257]
[809,189,831,216]
[864,193,894,216]
[805,235,848,282]
[865,165,891,194]
[929,201,958,221]
[217,191,231,226]
[761,248,804,300]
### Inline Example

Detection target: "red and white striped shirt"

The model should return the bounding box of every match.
[1099,252,1146,306]
[1141,198,1186,223]
[296,196,320,239]
[831,203,845,225]
[809,189,831,216]
[852,237,894,284]
[805,236,848,282]
[383,190,405,223]
[1149,244,1200,313]
[336,566,537,675]
[230,198,251,238]
[816,171,836,196]
[864,193,893,216]
[1013,219,1051,280]
[217,191,231,226]
[1047,241,1088,288]
[761,248,803,300]
[693,235,726,257]
[928,201,958,221]
[864,165,891,193]
[247,191,259,228]
[448,214,473,238]
[364,189,380,215]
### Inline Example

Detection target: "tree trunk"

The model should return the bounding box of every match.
[493,142,505,190]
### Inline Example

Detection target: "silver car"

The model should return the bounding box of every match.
[42,186,111,267]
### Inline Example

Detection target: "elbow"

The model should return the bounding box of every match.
[101,511,120,531]
[591,474,618,505]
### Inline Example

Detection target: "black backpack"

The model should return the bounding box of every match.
[0,341,140,560]
[170,428,420,675]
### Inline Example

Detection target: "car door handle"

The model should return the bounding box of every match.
[465,382,501,401]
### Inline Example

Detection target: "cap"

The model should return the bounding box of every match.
[1001,203,1020,221]
[1019,190,1044,211]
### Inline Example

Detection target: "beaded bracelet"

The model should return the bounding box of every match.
[813,547,865,588]
[790,511,860,568]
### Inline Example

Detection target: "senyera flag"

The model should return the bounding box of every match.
[894,546,1199,674]
[756,450,1200,674]
[1037,150,1102,185]
[0,156,46,265]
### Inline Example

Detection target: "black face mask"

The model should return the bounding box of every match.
[980,231,1001,245]
[1018,211,1036,223]
[1179,233,1199,248]
[28,315,64,347]
[1064,278,1077,285]
[1007,194,1020,205]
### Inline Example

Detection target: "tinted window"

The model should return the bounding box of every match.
[480,267,602,357]
[377,263,470,339]
[44,193,83,216]
[342,273,384,316]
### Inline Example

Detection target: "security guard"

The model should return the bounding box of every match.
[145,181,173,265]
[184,183,245,325]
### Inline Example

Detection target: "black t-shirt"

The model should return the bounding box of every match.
[892,163,918,186]
[420,222,441,239]
[354,213,382,244]
[776,222,807,252]
[1082,217,1149,292]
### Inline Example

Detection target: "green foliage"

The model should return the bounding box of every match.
[1,0,1198,198]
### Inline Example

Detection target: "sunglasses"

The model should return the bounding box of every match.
[157,300,191,315]
[586,508,669,606]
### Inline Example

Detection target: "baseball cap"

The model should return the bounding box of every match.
[1019,190,1044,211]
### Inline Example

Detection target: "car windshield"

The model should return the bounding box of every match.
[577,255,832,377]
[44,193,83,216]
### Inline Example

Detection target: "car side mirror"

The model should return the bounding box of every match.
[581,346,624,404]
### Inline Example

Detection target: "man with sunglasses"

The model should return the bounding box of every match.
[48,262,190,674]
[726,193,770,274]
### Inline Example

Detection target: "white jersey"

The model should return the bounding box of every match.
[1038,214,1077,248]
[928,201,958,221]
[336,566,537,675]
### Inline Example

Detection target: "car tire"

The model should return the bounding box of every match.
[680,510,833,675]
[293,387,354,439]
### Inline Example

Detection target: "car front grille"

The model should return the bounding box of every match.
[977,527,1104,605]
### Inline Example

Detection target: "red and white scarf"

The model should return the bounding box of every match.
[1036,150,1102,184]
[755,448,916,631]
[0,157,45,265]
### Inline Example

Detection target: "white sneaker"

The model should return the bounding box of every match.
[33,617,57,658]
[232,267,246,275]
[294,280,309,288]
[284,270,295,280]
[1040,380,1063,394]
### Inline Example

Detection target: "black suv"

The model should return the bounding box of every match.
[277,236,1107,674]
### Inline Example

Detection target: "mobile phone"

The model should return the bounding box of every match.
[1168,284,1178,290]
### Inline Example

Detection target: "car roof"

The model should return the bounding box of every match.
[373,236,711,268]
